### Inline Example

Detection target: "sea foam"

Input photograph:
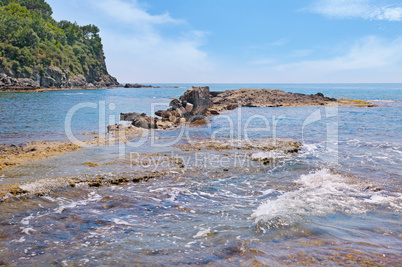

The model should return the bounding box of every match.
[252,169,402,227]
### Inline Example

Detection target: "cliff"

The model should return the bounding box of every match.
[0,0,119,91]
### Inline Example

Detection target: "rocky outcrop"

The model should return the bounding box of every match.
[0,66,119,91]
[120,112,157,129]
[119,86,211,130]
[118,86,374,131]
[210,89,338,111]
[179,86,213,115]
[124,83,160,88]
[153,86,212,123]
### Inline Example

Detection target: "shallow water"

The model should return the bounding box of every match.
[0,84,401,265]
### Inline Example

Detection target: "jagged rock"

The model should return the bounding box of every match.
[132,116,156,129]
[120,112,159,129]
[169,99,182,110]
[1,66,119,91]
[226,104,238,110]
[208,109,220,115]
[69,74,87,87]
[179,86,212,116]
[120,112,142,121]
[124,83,154,88]
[155,110,164,117]
[210,91,222,97]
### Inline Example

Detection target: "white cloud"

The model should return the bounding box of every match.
[103,30,212,83]
[62,0,214,82]
[310,0,402,21]
[235,36,402,83]
[87,0,180,25]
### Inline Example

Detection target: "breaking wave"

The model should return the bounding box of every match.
[252,169,402,229]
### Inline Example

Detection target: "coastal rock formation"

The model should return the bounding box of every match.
[210,89,338,111]
[0,66,119,91]
[124,83,160,88]
[179,86,213,115]
[120,86,212,130]
[0,1,119,91]
[120,112,157,129]
[118,86,375,131]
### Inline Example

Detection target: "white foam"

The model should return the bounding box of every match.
[261,189,275,196]
[54,193,103,214]
[251,152,271,160]
[251,151,288,161]
[193,228,211,238]
[303,143,318,151]
[21,227,36,235]
[112,218,133,226]
[21,214,34,225]
[252,169,402,225]
[369,100,395,102]
[12,237,26,243]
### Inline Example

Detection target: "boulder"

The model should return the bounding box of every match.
[169,115,178,123]
[169,99,182,110]
[208,109,220,115]
[120,112,142,121]
[179,86,212,116]
[185,103,194,113]
[155,110,172,119]
[132,116,156,129]
[226,104,238,110]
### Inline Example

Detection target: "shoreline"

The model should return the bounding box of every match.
[0,84,189,93]
[0,85,122,93]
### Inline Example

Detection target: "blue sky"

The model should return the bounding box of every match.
[46,0,402,83]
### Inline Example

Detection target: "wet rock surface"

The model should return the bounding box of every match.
[0,127,147,172]
[210,89,338,111]
[176,137,302,153]
[0,141,81,172]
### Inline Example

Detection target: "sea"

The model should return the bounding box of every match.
[0,83,401,266]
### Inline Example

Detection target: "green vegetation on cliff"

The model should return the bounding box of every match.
[0,0,117,87]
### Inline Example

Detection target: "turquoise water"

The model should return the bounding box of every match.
[0,84,401,265]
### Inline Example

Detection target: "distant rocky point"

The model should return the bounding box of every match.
[124,83,160,88]
[0,67,119,91]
